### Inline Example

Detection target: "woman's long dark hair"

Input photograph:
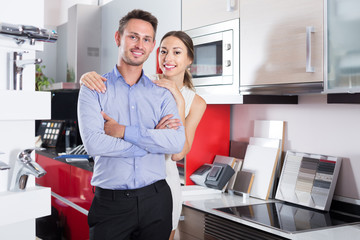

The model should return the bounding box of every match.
[160,31,195,90]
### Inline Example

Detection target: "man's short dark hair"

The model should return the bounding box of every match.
[118,9,158,39]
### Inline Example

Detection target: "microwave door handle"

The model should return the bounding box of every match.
[225,60,231,67]
[226,43,231,51]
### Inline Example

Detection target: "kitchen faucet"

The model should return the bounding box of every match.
[9,148,46,191]
[12,51,42,90]
[0,22,58,45]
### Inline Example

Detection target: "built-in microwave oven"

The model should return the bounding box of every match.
[185,19,240,103]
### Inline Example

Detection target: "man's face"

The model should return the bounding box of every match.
[116,18,156,67]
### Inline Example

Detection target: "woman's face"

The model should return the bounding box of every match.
[158,36,192,79]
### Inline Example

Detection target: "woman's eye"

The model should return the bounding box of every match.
[175,51,181,55]
[160,50,167,54]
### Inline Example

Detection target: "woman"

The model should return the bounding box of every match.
[81,31,206,240]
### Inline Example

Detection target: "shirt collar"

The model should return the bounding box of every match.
[112,65,151,87]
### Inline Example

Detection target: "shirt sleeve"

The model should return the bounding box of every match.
[123,90,185,154]
[77,86,147,157]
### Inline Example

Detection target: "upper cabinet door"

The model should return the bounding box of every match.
[325,0,360,93]
[240,0,324,94]
[182,0,240,31]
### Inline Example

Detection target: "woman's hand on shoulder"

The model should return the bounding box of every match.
[80,71,107,93]
[152,77,178,94]
[152,77,184,106]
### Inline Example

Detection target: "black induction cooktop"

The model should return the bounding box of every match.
[215,202,360,233]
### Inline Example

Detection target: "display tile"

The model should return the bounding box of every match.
[242,144,280,200]
[275,151,342,211]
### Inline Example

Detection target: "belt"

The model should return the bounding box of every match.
[95,180,167,200]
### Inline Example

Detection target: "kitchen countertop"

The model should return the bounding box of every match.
[36,148,94,172]
[181,187,360,240]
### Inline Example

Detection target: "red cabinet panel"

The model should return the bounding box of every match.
[66,206,89,240]
[70,167,94,210]
[51,196,89,240]
[36,154,71,197]
[36,154,94,240]
[185,104,231,185]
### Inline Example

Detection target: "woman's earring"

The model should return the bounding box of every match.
[187,62,192,70]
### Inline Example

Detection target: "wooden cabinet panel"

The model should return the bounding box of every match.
[240,0,323,88]
[182,0,239,30]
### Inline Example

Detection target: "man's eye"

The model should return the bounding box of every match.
[130,36,137,40]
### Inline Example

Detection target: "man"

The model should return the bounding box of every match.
[77,9,185,240]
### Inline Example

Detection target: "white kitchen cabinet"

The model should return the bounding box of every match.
[0,1,51,239]
[0,187,50,227]
[325,0,360,93]
[182,0,240,31]
[0,90,51,120]
[240,0,324,95]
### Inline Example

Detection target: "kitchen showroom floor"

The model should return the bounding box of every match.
[35,229,181,239]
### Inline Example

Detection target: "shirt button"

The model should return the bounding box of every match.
[131,106,135,109]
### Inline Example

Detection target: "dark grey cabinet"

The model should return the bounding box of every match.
[178,206,288,240]
[178,206,205,240]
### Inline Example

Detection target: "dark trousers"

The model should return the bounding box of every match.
[88,180,172,240]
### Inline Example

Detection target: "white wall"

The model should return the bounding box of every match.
[44,0,114,26]
[39,0,100,83]
[44,0,99,26]
[231,94,360,200]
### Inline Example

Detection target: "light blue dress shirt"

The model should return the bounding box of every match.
[77,66,185,190]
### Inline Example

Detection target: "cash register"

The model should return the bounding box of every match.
[190,163,235,190]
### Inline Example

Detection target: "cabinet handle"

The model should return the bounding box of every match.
[306,26,315,73]
[226,0,236,12]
